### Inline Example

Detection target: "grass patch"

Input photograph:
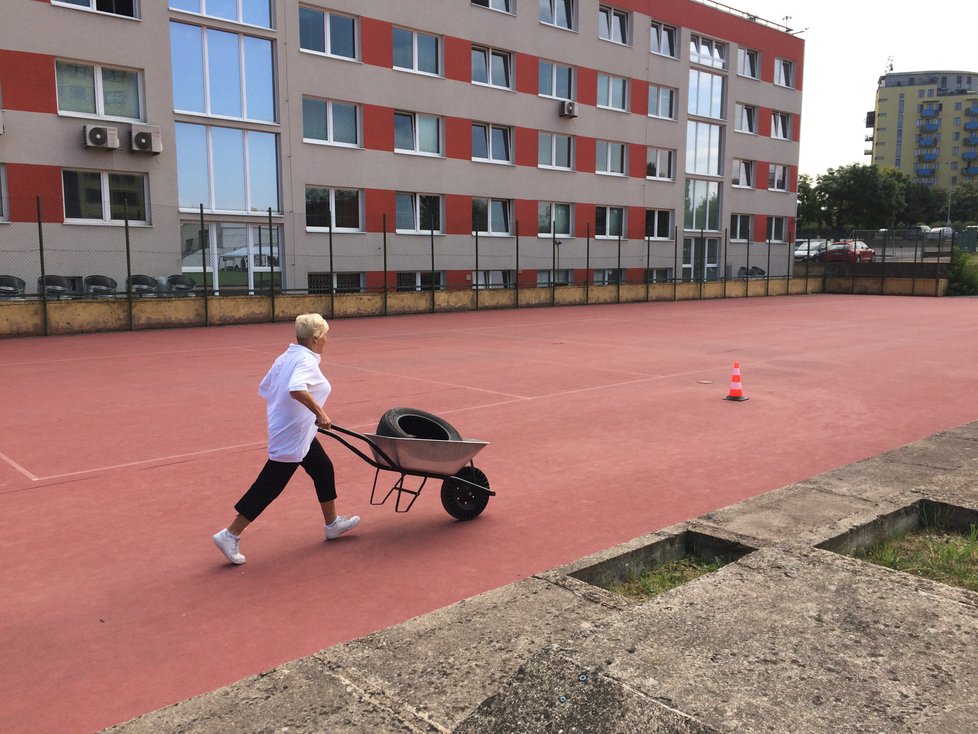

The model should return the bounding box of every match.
[854,522,978,592]
[607,556,731,600]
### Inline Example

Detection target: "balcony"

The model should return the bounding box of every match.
[917,134,935,146]
[964,166,978,176]
[920,107,939,118]
[916,167,935,176]
[963,151,978,161]
[966,135,978,146]
[865,111,875,127]
[966,105,978,116]
[965,120,978,130]
[865,134,874,142]
[921,121,940,132]
[918,151,938,162]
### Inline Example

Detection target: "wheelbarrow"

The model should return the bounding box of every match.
[319,424,494,520]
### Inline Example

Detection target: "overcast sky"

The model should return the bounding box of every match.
[728,0,975,178]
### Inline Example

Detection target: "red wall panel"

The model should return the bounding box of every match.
[628,142,646,179]
[515,52,538,95]
[443,36,470,83]
[576,136,596,175]
[444,194,471,235]
[514,126,537,168]
[364,188,396,232]
[360,17,392,69]
[7,164,63,223]
[0,51,57,113]
[444,116,470,160]
[362,104,393,152]
[627,206,645,240]
[515,199,537,238]
[576,67,597,107]
[631,80,649,117]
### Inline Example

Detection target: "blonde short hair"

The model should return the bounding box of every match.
[295,313,329,341]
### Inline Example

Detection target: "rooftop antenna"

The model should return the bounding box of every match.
[886,56,894,73]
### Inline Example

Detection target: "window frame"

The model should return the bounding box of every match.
[395,192,443,234]
[539,59,575,100]
[53,0,138,19]
[471,45,513,90]
[298,6,358,60]
[730,213,751,242]
[772,111,792,140]
[471,122,513,164]
[598,5,629,45]
[304,186,363,232]
[540,0,577,31]
[471,0,513,14]
[648,84,676,119]
[170,0,273,28]
[301,97,361,148]
[689,34,727,70]
[737,48,759,79]
[538,131,574,170]
[768,164,789,192]
[62,168,149,224]
[394,111,444,156]
[735,103,757,134]
[595,205,625,239]
[646,147,675,180]
[56,59,143,122]
[688,69,725,120]
[537,201,573,238]
[645,209,673,239]
[392,27,442,76]
[397,271,445,292]
[732,159,754,188]
[684,179,721,232]
[597,73,628,111]
[472,197,513,235]
[685,121,723,177]
[596,140,627,176]
[775,58,795,88]
[766,216,786,242]
[649,20,677,58]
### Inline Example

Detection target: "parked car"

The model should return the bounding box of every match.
[818,240,876,263]
[926,226,954,240]
[793,240,828,260]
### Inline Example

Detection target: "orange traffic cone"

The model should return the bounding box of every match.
[723,362,749,401]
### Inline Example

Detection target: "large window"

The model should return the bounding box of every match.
[685,121,722,176]
[688,70,724,119]
[650,21,677,58]
[646,147,674,180]
[598,5,628,44]
[394,111,442,155]
[768,164,789,191]
[56,60,141,120]
[596,140,626,175]
[54,0,137,18]
[540,0,575,30]
[735,103,757,134]
[393,28,440,75]
[539,132,573,169]
[737,48,759,79]
[170,22,275,122]
[396,193,442,233]
[538,201,572,237]
[730,213,751,241]
[472,46,512,89]
[309,271,364,294]
[775,59,795,88]
[175,122,279,213]
[305,187,362,231]
[539,60,574,100]
[595,206,624,238]
[472,198,512,234]
[302,97,359,146]
[170,0,272,28]
[472,0,512,12]
[646,209,673,239]
[732,159,754,188]
[682,237,719,281]
[299,7,357,59]
[684,179,720,231]
[690,34,726,69]
[597,74,628,111]
[772,111,792,140]
[62,170,147,222]
[472,123,512,163]
[397,271,444,291]
[648,84,676,119]
[181,221,281,291]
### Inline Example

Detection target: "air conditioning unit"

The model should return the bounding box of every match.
[558,100,578,118]
[130,123,163,154]
[83,124,120,149]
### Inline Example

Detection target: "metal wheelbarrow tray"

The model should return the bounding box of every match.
[319,425,495,520]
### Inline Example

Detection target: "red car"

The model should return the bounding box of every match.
[818,240,876,263]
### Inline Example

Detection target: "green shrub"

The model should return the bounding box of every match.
[947,249,978,296]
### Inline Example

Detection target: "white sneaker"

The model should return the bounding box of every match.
[325,515,361,540]
[212,529,245,564]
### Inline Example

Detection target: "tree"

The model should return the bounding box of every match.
[949,180,978,225]
[817,164,902,232]
[796,174,827,232]
[898,176,944,227]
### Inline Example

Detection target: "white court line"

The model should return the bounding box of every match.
[0,450,40,482]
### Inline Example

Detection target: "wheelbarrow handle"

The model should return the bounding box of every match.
[318,425,399,471]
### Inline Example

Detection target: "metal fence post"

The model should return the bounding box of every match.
[673,226,679,301]
[382,213,388,317]
[585,222,591,304]
[616,231,622,304]
[268,207,276,322]
[766,239,771,297]
[515,219,520,309]
[124,199,134,331]
[474,228,480,310]
[645,228,651,302]
[199,204,209,327]
[36,196,49,336]
[430,222,436,314]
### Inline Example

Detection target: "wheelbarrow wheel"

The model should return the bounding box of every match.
[441,466,490,521]
[377,407,462,441]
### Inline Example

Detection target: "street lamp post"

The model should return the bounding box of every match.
[946,162,954,227]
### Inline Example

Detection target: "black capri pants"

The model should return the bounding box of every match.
[234,438,336,521]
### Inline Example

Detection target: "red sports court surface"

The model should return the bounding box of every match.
[2,295,978,734]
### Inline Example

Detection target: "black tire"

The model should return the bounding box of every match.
[376,407,462,441]
[441,465,490,521]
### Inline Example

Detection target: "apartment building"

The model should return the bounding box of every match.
[868,70,978,191]
[0,0,803,296]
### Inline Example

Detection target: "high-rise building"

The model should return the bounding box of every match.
[868,70,978,191]
[0,1,803,294]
